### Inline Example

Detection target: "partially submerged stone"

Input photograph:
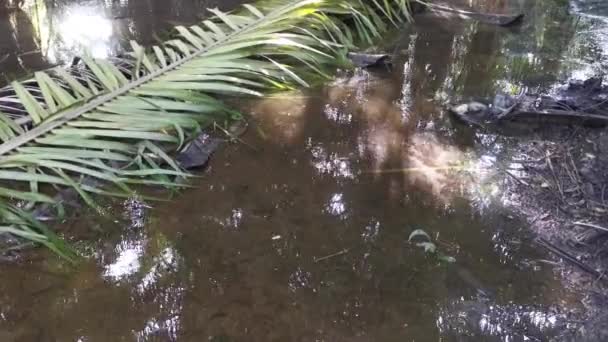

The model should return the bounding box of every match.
[347,52,391,68]
[448,101,491,126]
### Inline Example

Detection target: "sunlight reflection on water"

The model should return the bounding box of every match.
[437,299,572,341]
[51,6,113,61]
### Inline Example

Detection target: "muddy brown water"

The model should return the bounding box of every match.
[1,0,608,341]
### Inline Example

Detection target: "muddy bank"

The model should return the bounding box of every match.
[450,85,608,339]
[440,2,608,331]
[504,125,608,304]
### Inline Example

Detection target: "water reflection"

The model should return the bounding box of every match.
[325,193,347,218]
[49,5,114,61]
[0,0,245,82]
[103,199,149,280]
[0,2,48,79]
[324,103,353,125]
[308,141,355,179]
[251,94,308,144]
[103,240,144,280]
[437,299,574,341]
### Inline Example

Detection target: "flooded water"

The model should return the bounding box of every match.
[1,0,608,341]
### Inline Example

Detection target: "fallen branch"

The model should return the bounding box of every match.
[501,109,608,127]
[536,237,601,278]
[314,248,350,263]
[496,89,526,120]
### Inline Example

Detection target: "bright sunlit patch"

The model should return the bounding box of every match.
[308,141,354,179]
[46,6,113,63]
[325,193,347,218]
[405,133,468,201]
[251,93,308,144]
[437,299,568,340]
[60,10,112,56]
[103,242,144,280]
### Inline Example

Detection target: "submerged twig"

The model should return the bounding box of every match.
[573,222,608,233]
[213,122,258,151]
[536,237,601,278]
[545,151,565,201]
[314,248,350,263]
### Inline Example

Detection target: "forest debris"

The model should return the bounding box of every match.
[506,110,608,127]
[496,89,526,119]
[504,170,530,186]
[573,222,608,233]
[536,237,601,278]
[449,77,608,128]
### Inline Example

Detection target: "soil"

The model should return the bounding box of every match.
[502,124,608,340]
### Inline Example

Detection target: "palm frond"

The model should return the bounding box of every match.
[0,0,413,258]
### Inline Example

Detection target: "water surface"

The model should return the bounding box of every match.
[1,0,607,341]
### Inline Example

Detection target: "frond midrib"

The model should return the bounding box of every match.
[0,0,315,156]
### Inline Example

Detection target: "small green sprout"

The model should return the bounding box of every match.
[408,229,456,263]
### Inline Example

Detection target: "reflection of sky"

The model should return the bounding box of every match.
[325,193,347,218]
[103,199,150,281]
[201,207,244,230]
[103,239,145,280]
[308,142,354,179]
[138,247,177,292]
[20,1,117,64]
[100,197,184,341]
[437,300,567,340]
[324,104,353,124]
[491,230,523,266]
[137,316,180,341]
[49,5,114,63]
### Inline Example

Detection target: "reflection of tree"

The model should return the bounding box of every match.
[0,4,49,83]
[1,0,245,84]
[431,0,579,96]
[496,0,578,87]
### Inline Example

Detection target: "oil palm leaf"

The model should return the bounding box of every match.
[0,0,414,258]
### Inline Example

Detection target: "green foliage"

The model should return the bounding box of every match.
[408,228,456,263]
[0,0,414,259]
